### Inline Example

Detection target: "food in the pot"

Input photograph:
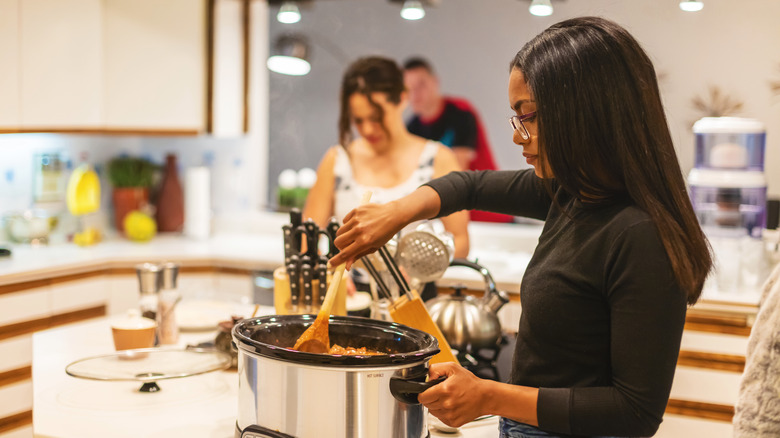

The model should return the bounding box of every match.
[328,344,386,355]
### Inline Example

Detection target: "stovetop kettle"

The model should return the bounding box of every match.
[426,259,510,352]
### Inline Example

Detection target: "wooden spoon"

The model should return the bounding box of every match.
[292,191,371,354]
[293,263,347,353]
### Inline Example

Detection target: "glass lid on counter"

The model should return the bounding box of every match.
[65,347,232,392]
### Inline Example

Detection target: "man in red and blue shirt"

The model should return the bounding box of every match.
[404,57,513,223]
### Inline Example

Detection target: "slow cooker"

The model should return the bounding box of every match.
[232,314,443,438]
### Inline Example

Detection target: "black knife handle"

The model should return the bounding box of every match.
[282,224,293,264]
[294,225,307,255]
[290,208,302,228]
[326,218,340,257]
[290,209,303,252]
[287,255,300,313]
[317,257,329,306]
[301,263,313,313]
[304,220,319,259]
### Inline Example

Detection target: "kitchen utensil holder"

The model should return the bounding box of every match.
[273,267,347,316]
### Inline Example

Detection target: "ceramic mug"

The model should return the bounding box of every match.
[110,309,157,351]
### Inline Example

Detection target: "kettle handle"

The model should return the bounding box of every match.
[448,258,497,300]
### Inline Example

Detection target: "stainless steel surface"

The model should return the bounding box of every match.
[236,350,431,438]
[426,259,509,351]
[396,224,455,283]
[135,263,162,294]
[233,315,439,438]
[160,262,179,289]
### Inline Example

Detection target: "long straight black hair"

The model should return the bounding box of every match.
[511,17,711,304]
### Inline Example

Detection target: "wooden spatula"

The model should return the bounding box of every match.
[293,263,346,353]
[292,191,372,353]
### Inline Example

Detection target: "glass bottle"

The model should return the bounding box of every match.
[158,262,181,345]
[156,154,184,232]
[135,263,162,326]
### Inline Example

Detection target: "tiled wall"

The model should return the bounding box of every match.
[0,133,267,235]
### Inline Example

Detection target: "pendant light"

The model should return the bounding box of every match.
[277,2,301,24]
[679,0,703,12]
[267,34,311,76]
[529,0,553,17]
[401,0,425,20]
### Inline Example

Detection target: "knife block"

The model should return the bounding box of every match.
[273,266,347,316]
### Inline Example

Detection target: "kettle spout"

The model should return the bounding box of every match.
[484,289,510,313]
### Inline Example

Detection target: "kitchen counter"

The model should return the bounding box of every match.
[0,213,540,293]
[32,312,501,438]
[2,211,763,316]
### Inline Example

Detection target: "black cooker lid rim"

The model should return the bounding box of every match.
[232,314,441,367]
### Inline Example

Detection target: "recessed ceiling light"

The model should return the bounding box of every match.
[679,0,704,12]
[529,0,553,17]
[267,35,311,76]
[401,0,425,20]
[277,2,301,24]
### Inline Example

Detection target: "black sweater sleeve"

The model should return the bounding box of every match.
[536,220,688,437]
[424,169,553,220]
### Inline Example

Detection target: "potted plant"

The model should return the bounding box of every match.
[107,156,156,232]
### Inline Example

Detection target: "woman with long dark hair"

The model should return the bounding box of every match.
[330,17,711,437]
[303,56,469,259]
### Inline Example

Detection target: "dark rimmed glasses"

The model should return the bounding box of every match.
[509,111,536,140]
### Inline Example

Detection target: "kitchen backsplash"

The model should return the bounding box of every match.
[0,133,266,224]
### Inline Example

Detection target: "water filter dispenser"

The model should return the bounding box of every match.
[688,117,768,296]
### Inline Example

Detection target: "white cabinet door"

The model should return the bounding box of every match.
[0,0,20,129]
[102,0,206,131]
[19,0,102,128]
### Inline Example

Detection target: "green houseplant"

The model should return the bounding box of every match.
[107,156,157,232]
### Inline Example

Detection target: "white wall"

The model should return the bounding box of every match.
[267,0,780,197]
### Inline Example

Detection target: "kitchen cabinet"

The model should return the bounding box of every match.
[0,0,20,129]
[19,0,102,129]
[0,0,256,135]
[102,0,206,132]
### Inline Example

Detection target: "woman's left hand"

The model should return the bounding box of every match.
[419,362,491,427]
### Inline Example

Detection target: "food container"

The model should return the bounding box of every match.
[688,117,768,238]
[232,314,442,438]
[693,117,766,171]
[3,210,54,244]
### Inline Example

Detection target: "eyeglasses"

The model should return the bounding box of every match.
[509,111,537,140]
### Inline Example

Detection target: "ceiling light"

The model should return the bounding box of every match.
[277,2,301,24]
[529,0,553,16]
[267,34,311,76]
[401,0,425,20]
[679,0,703,12]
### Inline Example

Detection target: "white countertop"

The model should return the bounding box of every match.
[3,210,763,309]
[32,311,501,438]
[0,213,543,293]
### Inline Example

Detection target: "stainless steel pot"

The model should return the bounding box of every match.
[232,314,443,438]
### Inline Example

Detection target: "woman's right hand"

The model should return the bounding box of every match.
[330,201,406,269]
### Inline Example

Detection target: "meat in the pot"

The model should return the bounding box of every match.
[328,344,386,355]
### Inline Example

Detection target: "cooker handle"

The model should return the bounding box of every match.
[389,375,446,404]
[240,424,297,438]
